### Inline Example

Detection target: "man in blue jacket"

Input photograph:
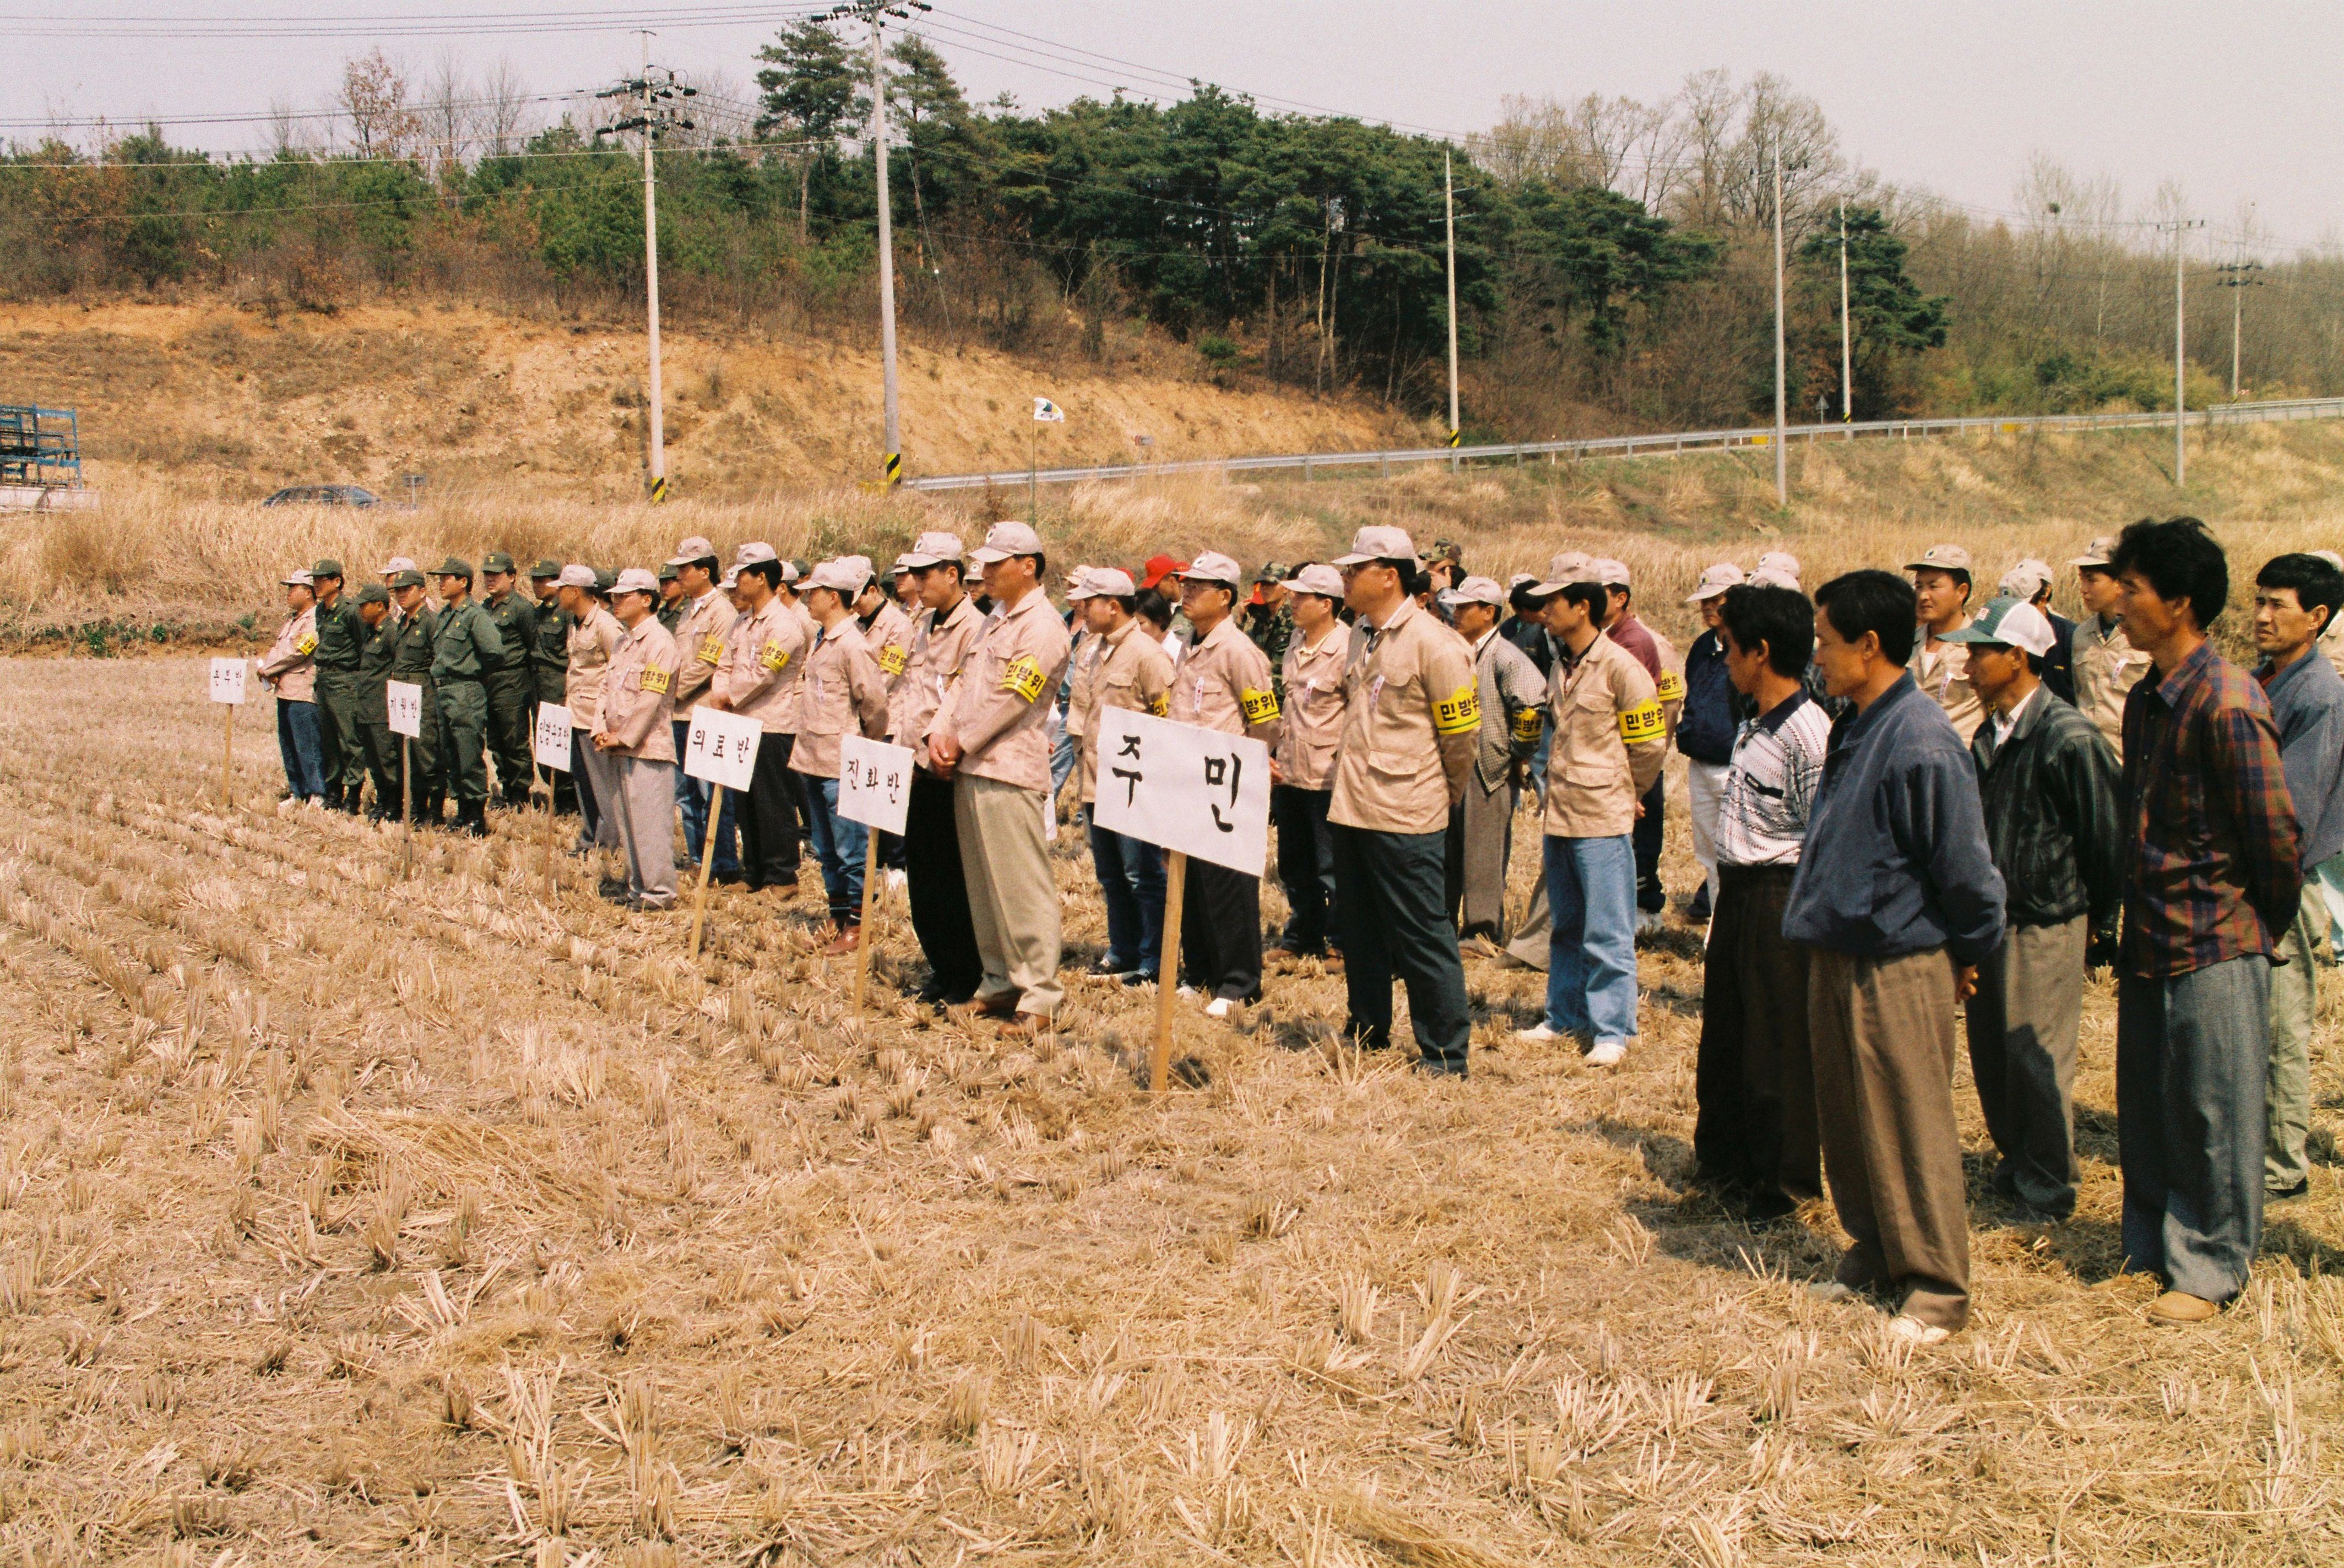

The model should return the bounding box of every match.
[1678,562,1746,922]
[1787,569,2007,1345]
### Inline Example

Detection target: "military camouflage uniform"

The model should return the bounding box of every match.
[428,574,507,829]
[1242,595,1294,703]
[480,572,541,807]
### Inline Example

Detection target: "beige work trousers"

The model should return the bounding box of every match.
[954,773,1064,1017]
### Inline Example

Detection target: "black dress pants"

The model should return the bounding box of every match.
[1330,822,1471,1074]
[737,731,801,889]
[1179,859,1261,1001]
[1693,865,1820,1214]
[1632,774,1666,912]
[904,766,983,1000]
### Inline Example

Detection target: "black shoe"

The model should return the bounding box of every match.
[2269,1178,2312,1202]
[1687,886,1711,923]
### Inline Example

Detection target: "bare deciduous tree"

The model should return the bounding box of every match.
[340,47,420,161]
[481,57,533,157]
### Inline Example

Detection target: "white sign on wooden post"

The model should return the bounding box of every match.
[1090,708,1271,876]
[387,680,424,739]
[837,734,915,837]
[533,703,574,772]
[209,658,248,704]
[682,707,762,792]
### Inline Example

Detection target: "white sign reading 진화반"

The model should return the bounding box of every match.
[1089,707,1270,876]
[209,658,247,705]
[386,680,424,739]
[835,734,915,837]
[533,703,574,772]
[682,706,761,793]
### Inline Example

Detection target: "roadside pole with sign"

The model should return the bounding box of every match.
[836,734,915,1015]
[208,658,247,809]
[533,703,574,899]
[1088,708,1271,1090]
[387,680,424,877]
[681,707,762,956]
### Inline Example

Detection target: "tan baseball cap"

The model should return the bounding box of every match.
[280,568,316,587]
[1184,551,1244,588]
[1528,551,1599,596]
[803,558,865,594]
[968,521,1044,565]
[1592,558,1632,588]
[1907,544,1973,575]
[612,567,661,596]
[900,530,965,568]
[1068,566,1138,600]
[666,535,719,567]
[1331,525,1420,568]
[1998,557,2055,600]
[1438,573,1509,609]
[1686,562,1745,603]
[1756,550,1801,579]
[557,564,598,589]
[1284,563,1345,598]
[735,541,779,567]
[2068,536,2119,569]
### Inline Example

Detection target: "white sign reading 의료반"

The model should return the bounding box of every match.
[209,658,247,705]
[386,680,424,739]
[1090,707,1270,876]
[533,703,573,772]
[683,706,761,793]
[836,734,915,837]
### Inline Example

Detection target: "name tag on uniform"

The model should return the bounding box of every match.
[1618,698,1663,743]
[294,633,317,656]
[1239,687,1280,725]
[1655,670,1685,703]
[641,665,672,695]
[758,639,791,672]
[1000,654,1046,703]
[878,643,909,677]
[697,633,725,666]
[1433,682,1481,735]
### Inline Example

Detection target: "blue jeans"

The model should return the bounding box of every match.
[276,699,325,800]
[1543,834,1639,1045]
[802,773,869,924]
[1088,812,1165,973]
[672,718,740,876]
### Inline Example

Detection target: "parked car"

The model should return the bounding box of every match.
[263,485,381,508]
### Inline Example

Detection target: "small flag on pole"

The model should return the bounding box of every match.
[1033,397,1066,423]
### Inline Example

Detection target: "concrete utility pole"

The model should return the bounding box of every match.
[595,35,696,503]
[1444,148,1461,469]
[2215,259,2265,400]
[1772,139,1786,506]
[2160,218,2205,485]
[1838,198,1852,427]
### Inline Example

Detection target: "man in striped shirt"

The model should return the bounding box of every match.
[1695,582,1833,1220]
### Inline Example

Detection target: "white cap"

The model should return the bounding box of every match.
[1748,566,1802,591]
[280,568,316,587]
[1331,525,1420,568]
[804,558,866,594]
[1068,566,1138,601]
[1999,557,2055,601]
[719,568,740,590]
[837,554,877,589]
[1438,574,1509,610]
[891,553,917,576]
[379,555,419,576]
[1686,562,1744,603]
[1756,550,1801,579]
[1184,550,1244,588]
[1592,558,1631,588]
[734,541,779,567]
[612,567,661,596]
[1284,562,1345,598]
[900,530,966,568]
[1528,551,1599,596]
[968,521,1045,565]
[1946,595,2057,658]
[666,535,719,567]
[557,563,597,589]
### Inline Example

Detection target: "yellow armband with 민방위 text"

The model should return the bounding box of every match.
[757,640,791,673]
[999,654,1046,703]
[1239,687,1280,725]
[641,665,672,696]
[295,633,318,656]
[1510,706,1544,747]
[1433,682,1482,735]
[878,643,909,677]
[1654,670,1685,704]
[1618,698,1664,744]
[697,633,725,666]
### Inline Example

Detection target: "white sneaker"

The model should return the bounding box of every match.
[1177,985,1199,999]
[1585,1039,1628,1067]
[1634,910,1665,935]
[885,869,907,894]
[1887,1314,1950,1347]
[1514,1023,1565,1044]
[1805,1281,1859,1306]
[1203,996,1233,1019]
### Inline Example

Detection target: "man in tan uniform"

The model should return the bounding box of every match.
[667,536,741,881]
[1440,574,1547,946]
[704,542,807,891]
[929,522,1074,1039]
[2067,535,2152,758]
[1171,551,1284,1016]
[1909,544,1984,744]
[854,558,918,881]
[1270,563,1350,962]
[594,567,681,910]
[1070,567,1175,980]
[1327,526,1480,1074]
[1514,558,1667,1067]
[258,568,327,805]
[560,565,626,853]
[790,559,892,948]
[899,533,987,1005]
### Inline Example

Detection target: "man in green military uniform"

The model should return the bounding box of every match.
[528,558,577,813]
[428,556,506,836]
[351,583,401,820]
[1243,561,1294,702]
[656,564,686,636]
[479,550,541,809]
[386,569,443,823]
[310,558,367,812]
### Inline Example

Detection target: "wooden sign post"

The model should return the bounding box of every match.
[681,707,762,957]
[387,680,425,879]
[533,703,576,900]
[837,734,916,1016]
[208,658,247,809]
[1089,708,1272,1092]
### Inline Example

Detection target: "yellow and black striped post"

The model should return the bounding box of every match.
[1446,428,1462,448]
[648,474,668,504]
[882,452,903,488]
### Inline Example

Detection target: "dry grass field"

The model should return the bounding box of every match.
[1,438,2342,1565]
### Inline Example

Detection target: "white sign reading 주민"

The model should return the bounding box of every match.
[386,680,424,739]
[1089,708,1270,876]
[836,734,915,837]
[209,658,247,705]
[682,706,762,792]
[533,703,573,772]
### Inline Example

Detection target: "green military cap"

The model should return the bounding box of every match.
[1431,538,1464,566]
[656,562,679,582]
[1254,560,1290,583]
[482,550,516,574]
[433,556,474,580]
[389,569,427,590]
[353,582,390,606]
[788,557,812,580]
[593,567,617,592]
[528,557,562,579]
[312,557,346,579]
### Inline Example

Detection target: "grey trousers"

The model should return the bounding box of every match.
[2267,886,2323,1192]
[613,754,678,909]
[954,774,1063,1017]
[1504,794,1553,970]
[2119,954,2271,1304]
[576,738,625,851]
[1965,915,2087,1216]
[1446,777,1515,942]
[1809,946,1972,1332]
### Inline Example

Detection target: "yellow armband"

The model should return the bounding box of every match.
[878,643,909,677]
[1654,670,1685,703]
[1510,706,1544,747]
[1146,693,1170,718]
[1433,682,1482,736]
[1618,698,1663,744]
[294,634,318,656]
[999,654,1046,703]
[1239,687,1280,725]
[757,640,791,673]
[696,633,725,666]
[641,665,672,696]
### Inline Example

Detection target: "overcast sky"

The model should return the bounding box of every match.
[9,1,2338,253]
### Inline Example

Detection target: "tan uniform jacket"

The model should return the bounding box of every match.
[1169,617,1283,752]
[1327,597,1478,835]
[904,596,985,769]
[598,616,679,761]
[941,588,1073,794]
[671,588,738,712]
[2072,612,2152,757]
[2323,614,2344,684]
[1079,617,1175,805]
[788,618,891,779]
[861,600,916,736]
[1276,625,1350,792]
[258,606,319,702]
[1542,631,1666,839]
[766,597,819,731]
[1065,628,1103,745]
[715,596,806,734]
[1913,631,1984,745]
[565,607,624,731]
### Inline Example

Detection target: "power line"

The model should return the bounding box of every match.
[0,3,827,40]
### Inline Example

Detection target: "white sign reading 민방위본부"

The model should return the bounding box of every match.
[682,706,762,793]
[1089,707,1271,877]
[836,734,915,838]
[386,680,424,739]
[209,658,247,705]
[533,704,574,773]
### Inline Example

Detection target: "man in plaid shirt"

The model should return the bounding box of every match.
[2112,518,2302,1326]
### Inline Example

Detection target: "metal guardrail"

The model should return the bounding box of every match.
[902,395,2344,494]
